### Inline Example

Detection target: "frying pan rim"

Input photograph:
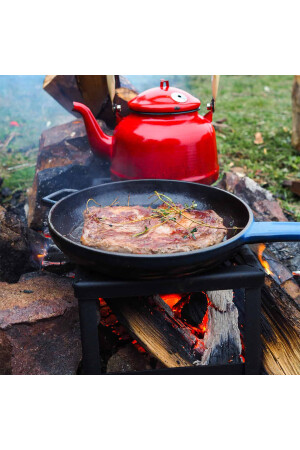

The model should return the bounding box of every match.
[48,179,253,259]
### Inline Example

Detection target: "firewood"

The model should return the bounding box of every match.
[201,290,242,365]
[43,75,138,127]
[43,75,84,116]
[236,245,300,375]
[106,295,204,368]
[75,76,108,116]
[106,290,242,368]
[283,178,300,197]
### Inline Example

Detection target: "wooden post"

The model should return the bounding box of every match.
[292,75,300,151]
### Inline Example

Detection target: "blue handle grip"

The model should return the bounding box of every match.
[243,221,300,244]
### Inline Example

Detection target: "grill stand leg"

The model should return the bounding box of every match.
[78,299,101,375]
[244,288,262,375]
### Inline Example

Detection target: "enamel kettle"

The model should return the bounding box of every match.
[73,76,220,184]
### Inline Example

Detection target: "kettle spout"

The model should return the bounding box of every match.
[73,102,112,159]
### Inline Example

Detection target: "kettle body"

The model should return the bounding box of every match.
[73,79,219,184]
[111,110,218,184]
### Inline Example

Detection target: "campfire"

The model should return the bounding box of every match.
[257,244,273,276]
[0,75,299,376]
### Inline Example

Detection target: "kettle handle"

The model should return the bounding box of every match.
[205,75,220,121]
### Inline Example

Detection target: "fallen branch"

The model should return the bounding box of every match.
[0,131,19,151]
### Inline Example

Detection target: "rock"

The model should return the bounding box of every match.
[106,344,152,373]
[0,272,81,374]
[0,205,38,282]
[27,119,111,230]
[217,171,300,275]
[1,187,12,198]
[217,171,287,222]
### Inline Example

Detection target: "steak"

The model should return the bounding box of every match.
[81,204,227,254]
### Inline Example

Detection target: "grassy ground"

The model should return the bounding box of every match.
[184,75,300,219]
[0,76,71,194]
[0,75,299,218]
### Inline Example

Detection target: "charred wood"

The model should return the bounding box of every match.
[106,295,205,368]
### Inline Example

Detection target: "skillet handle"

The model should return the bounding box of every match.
[242,221,300,243]
[42,189,78,206]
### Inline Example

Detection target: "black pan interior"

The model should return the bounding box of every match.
[50,179,251,250]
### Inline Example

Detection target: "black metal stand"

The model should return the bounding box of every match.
[74,265,264,375]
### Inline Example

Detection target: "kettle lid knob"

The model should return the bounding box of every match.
[160,79,169,90]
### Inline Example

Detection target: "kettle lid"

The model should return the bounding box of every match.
[128,79,201,113]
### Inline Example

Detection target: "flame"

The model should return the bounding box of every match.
[37,248,47,260]
[160,292,210,339]
[160,293,182,308]
[198,307,209,334]
[257,244,273,275]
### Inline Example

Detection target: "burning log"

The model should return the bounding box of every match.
[219,171,300,374]
[201,290,242,365]
[236,244,300,375]
[106,295,204,368]
[106,290,242,369]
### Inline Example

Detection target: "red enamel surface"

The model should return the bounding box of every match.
[128,83,201,113]
[73,80,219,185]
[111,111,218,183]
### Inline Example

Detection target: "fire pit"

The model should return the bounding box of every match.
[74,258,264,374]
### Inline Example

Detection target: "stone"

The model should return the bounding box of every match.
[0,272,81,374]
[0,205,38,282]
[106,344,152,373]
[27,119,111,230]
[217,171,300,275]
[217,171,287,222]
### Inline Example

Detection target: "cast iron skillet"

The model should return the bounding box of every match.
[44,179,300,279]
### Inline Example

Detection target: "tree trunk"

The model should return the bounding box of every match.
[292,75,300,151]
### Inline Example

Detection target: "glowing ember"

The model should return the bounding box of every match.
[160,293,182,308]
[257,244,273,275]
[37,248,47,260]
[160,292,210,339]
[198,307,209,334]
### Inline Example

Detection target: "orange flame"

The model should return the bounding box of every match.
[160,293,210,338]
[257,244,273,275]
[37,248,47,260]
[160,293,182,308]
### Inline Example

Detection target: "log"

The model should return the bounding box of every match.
[236,245,300,375]
[201,290,242,365]
[43,75,138,128]
[106,290,242,369]
[217,171,300,274]
[75,75,109,116]
[292,75,300,151]
[106,295,204,368]
[283,178,300,197]
[219,171,300,374]
[43,75,84,115]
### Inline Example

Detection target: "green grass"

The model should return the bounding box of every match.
[0,75,71,195]
[184,75,300,219]
[1,75,299,218]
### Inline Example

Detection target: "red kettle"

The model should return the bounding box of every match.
[73,76,220,184]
